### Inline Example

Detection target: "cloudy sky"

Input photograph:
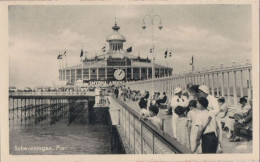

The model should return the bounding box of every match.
[9,4,252,88]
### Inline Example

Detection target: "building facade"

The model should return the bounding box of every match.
[59,22,173,85]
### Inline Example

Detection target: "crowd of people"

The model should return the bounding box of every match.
[112,83,253,154]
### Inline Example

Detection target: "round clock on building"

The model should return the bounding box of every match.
[114,69,125,80]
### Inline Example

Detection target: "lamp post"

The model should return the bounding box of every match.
[142,10,163,94]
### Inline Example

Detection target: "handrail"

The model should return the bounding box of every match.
[111,95,191,154]
[9,91,96,96]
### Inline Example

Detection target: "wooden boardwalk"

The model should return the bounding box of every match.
[116,97,252,154]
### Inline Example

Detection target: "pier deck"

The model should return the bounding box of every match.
[115,96,252,153]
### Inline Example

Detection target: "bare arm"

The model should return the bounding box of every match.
[193,116,212,153]
[194,125,203,153]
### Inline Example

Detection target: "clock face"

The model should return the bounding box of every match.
[114,69,125,80]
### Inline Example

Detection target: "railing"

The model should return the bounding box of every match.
[9,91,96,96]
[110,96,191,154]
[124,61,252,106]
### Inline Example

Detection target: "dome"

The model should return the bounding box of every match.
[106,22,126,42]
[106,31,126,42]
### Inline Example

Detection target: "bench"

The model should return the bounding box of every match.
[240,126,252,141]
[160,103,168,109]
[223,106,252,141]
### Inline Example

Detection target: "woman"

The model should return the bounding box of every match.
[225,97,250,139]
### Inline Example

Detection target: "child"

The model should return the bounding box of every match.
[186,100,201,152]
[174,106,190,149]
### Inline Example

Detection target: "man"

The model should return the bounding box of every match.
[122,85,127,101]
[114,87,119,98]
[198,85,220,115]
[229,98,252,142]
[156,92,167,106]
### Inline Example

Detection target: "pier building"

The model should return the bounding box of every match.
[58,22,173,85]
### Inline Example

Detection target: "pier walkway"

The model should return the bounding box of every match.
[112,96,252,153]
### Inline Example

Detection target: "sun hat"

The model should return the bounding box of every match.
[174,87,182,94]
[198,85,209,94]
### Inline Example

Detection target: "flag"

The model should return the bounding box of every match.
[169,50,172,57]
[63,50,67,56]
[164,50,168,58]
[190,56,194,65]
[57,54,62,59]
[101,45,106,52]
[80,49,84,57]
[126,46,132,53]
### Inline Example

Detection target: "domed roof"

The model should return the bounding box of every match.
[106,22,126,42]
[106,32,126,42]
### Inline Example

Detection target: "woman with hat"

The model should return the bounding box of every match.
[198,85,220,115]
[194,97,220,153]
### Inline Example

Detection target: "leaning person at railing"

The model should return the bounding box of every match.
[143,104,162,130]
[139,91,150,118]
[194,97,220,153]
[174,106,190,149]
[168,88,189,139]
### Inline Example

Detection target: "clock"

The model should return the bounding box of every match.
[114,69,125,80]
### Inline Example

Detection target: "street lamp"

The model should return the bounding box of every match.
[142,10,163,94]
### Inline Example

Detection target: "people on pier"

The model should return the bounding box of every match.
[139,91,150,118]
[156,92,168,107]
[217,97,228,129]
[188,85,200,101]
[114,87,119,98]
[198,85,220,115]
[227,97,252,141]
[174,106,190,149]
[146,104,162,130]
[187,100,201,153]
[194,97,220,153]
[166,87,188,115]
[225,97,250,139]
[169,87,189,138]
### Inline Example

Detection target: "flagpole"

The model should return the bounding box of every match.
[66,55,67,68]
[125,49,127,82]
[192,56,194,72]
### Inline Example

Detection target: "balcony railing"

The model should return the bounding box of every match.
[124,62,252,106]
[9,91,96,97]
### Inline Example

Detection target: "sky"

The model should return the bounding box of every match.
[9,4,252,89]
